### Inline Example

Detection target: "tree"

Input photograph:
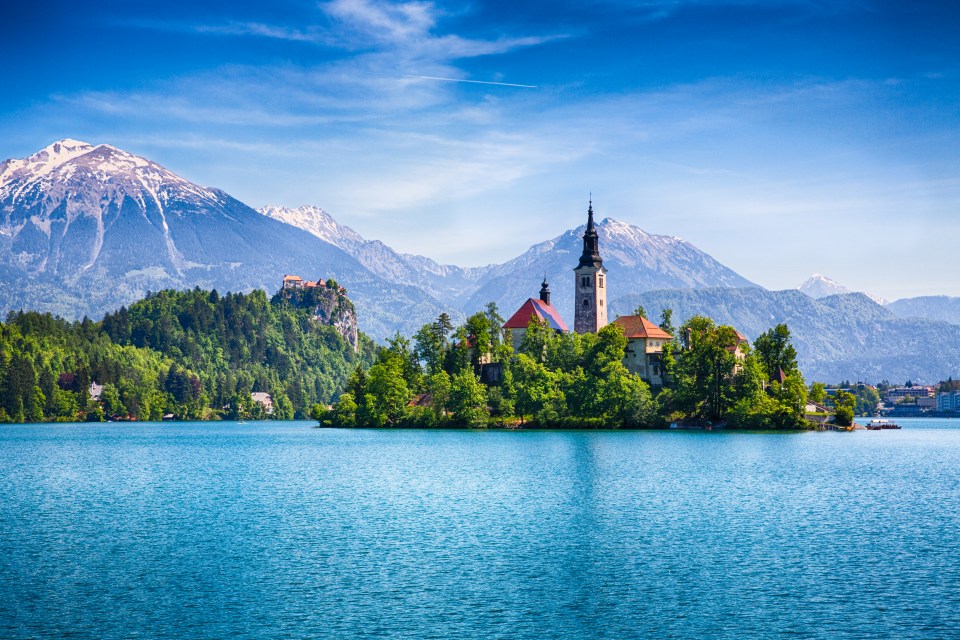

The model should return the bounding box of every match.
[100,383,125,418]
[834,390,856,427]
[518,317,553,363]
[633,305,647,318]
[414,322,445,377]
[853,384,880,415]
[809,382,827,405]
[485,302,505,347]
[659,308,675,337]
[595,361,653,427]
[669,316,740,420]
[464,312,493,374]
[328,392,358,427]
[448,370,488,427]
[383,334,421,391]
[753,323,798,382]
[776,373,808,424]
[512,354,565,424]
[426,371,452,422]
[367,358,410,426]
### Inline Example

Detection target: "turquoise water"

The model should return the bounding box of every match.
[2,421,959,639]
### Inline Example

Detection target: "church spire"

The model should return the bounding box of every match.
[539,275,551,306]
[573,196,608,334]
[578,198,602,268]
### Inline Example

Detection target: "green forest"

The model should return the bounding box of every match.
[320,306,814,430]
[0,287,374,423]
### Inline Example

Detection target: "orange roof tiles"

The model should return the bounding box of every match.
[612,315,673,340]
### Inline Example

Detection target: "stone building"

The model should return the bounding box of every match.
[573,200,608,334]
[612,315,672,386]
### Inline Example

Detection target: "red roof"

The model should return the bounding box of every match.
[283,274,303,282]
[726,328,749,353]
[612,315,672,340]
[504,298,569,333]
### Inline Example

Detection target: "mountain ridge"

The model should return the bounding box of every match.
[0,140,448,339]
[259,203,759,327]
[611,288,959,382]
[3,139,957,383]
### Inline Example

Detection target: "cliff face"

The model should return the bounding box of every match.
[312,285,359,352]
[280,283,359,351]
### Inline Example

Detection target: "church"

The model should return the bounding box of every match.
[503,200,609,345]
[503,200,672,386]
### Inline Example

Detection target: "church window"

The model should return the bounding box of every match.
[583,298,589,307]
[599,275,604,288]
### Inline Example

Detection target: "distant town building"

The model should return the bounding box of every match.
[612,315,672,386]
[251,392,274,414]
[938,391,960,413]
[885,386,935,403]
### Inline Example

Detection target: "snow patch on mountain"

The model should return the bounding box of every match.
[798,273,887,305]
[258,204,365,250]
[257,204,492,301]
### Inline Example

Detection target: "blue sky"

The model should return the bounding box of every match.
[3,0,959,299]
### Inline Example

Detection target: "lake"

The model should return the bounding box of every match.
[2,419,959,639]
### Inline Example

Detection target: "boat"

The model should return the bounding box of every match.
[866,419,901,430]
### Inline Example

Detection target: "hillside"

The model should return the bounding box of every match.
[0,287,374,423]
[886,296,960,326]
[611,288,960,382]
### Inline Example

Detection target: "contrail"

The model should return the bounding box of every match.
[402,74,536,89]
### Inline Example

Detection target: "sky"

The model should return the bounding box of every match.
[2,0,959,300]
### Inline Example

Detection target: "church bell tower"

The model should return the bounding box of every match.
[573,199,608,334]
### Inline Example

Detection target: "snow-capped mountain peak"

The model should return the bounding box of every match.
[798,273,887,305]
[0,139,96,187]
[258,204,365,250]
[0,139,220,214]
[799,273,851,298]
[0,140,238,280]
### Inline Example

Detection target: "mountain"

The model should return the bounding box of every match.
[886,296,960,326]
[259,204,491,306]
[0,140,446,339]
[464,217,758,325]
[798,273,887,305]
[12,137,955,386]
[610,288,960,383]
[259,207,757,326]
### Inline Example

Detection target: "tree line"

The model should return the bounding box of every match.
[318,306,813,430]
